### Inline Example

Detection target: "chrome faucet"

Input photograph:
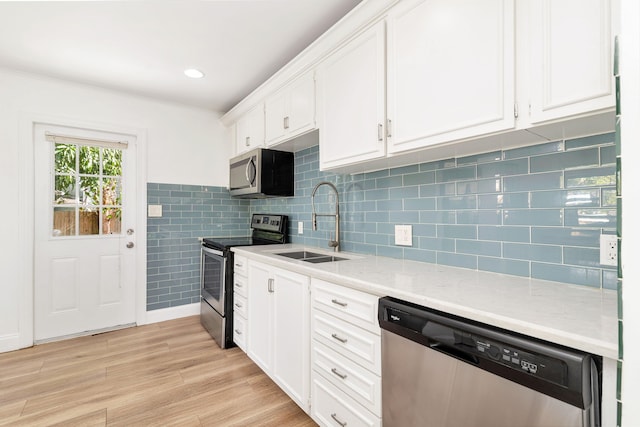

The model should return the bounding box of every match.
[311,181,340,252]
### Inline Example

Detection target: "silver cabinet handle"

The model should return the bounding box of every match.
[283,116,290,129]
[377,123,383,141]
[234,302,242,308]
[235,263,243,267]
[331,413,347,427]
[331,298,347,307]
[234,282,243,288]
[234,329,242,335]
[245,136,250,146]
[331,367,347,380]
[331,333,348,344]
[127,228,134,235]
[126,242,134,248]
[268,278,274,293]
[387,118,392,137]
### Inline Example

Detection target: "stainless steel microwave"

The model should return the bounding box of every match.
[229,148,294,198]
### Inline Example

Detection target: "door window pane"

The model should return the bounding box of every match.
[52,141,124,237]
[103,208,122,235]
[102,178,121,206]
[54,175,76,204]
[79,145,100,175]
[53,206,75,237]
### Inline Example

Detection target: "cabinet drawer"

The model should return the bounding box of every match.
[311,372,380,427]
[312,309,381,375]
[312,340,381,416]
[233,274,247,298]
[233,312,247,352]
[312,279,380,335]
[233,292,247,318]
[233,255,248,276]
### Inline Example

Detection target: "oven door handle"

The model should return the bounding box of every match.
[202,246,225,257]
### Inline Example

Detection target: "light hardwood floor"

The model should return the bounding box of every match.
[0,316,317,426]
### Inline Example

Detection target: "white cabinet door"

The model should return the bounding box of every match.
[526,0,616,124]
[246,260,310,412]
[272,267,310,409]
[235,103,265,155]
[265,71,315,146]
[387,0,515,155]
[317,20,386,170]
[247,261,272,372]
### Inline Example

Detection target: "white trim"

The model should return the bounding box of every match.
[17,112,148,350]
[145,303,200,325]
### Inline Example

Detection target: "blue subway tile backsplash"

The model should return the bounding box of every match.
[146,184,249,311]
[250,131,617,289]
[147,132,617,311]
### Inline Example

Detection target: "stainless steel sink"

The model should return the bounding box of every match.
[276,250,326,260]
[303,255,346,263]
[275,251,347,263]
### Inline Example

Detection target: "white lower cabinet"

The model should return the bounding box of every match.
[310,278,381,426]
[312,374,381,427]
[246,260,310,412]
[232,256,248,352]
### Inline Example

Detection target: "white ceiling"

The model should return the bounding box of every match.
[0,0,363,112]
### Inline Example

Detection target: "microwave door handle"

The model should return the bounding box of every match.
[246,158,257,185]
[245,160,251,183]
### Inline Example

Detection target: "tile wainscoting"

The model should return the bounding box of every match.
[146,183,249,310]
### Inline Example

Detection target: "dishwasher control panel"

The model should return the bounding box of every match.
[464,333,566,384]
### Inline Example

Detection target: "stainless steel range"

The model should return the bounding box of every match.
[200,214,288,348]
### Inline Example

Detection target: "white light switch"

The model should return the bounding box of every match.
[148,204,163,217]
[395,225,413,246]
[298,221,304,234]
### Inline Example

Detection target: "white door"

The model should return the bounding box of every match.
[247,261,273,372]
[386,0,515,154]
[33,123,137,342]
[272,267,310,411]
[317,20,386,170]
[526,0,616,123]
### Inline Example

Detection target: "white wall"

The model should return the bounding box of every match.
[0,67,230,352]
[621,0,640,424]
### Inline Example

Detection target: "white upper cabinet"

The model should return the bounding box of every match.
[524,0,617,124]
[387,0,515,155]
[317,20,387,170]
[235,103,265,155]
[265,71,316,146]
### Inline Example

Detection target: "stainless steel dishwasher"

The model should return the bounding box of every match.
[378,297,601,427]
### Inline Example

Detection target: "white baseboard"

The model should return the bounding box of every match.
[145,302,200,324]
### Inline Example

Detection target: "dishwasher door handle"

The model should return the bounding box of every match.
[429,342,479,365]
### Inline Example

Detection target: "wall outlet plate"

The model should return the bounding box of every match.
[600,234,618,266]
[148,204,163,218]
[395,225,413,246]
[298,221,304,234]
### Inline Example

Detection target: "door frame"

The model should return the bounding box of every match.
[18,113,148,348]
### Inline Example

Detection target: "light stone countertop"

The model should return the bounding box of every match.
[232,244,618,359]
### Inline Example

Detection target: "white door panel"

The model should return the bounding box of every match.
[34,124,136,342]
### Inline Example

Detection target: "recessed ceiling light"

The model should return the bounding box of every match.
[184,68,205,79]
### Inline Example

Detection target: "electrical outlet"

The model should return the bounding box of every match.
[148,204,163,217]
[298,221,304,234]
[600,234,618,266]
[395,225,413,246]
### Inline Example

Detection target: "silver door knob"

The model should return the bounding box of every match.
[127,228,134,235]
[126,242,134,248]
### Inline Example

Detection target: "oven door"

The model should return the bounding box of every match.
[201,246,226,316]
